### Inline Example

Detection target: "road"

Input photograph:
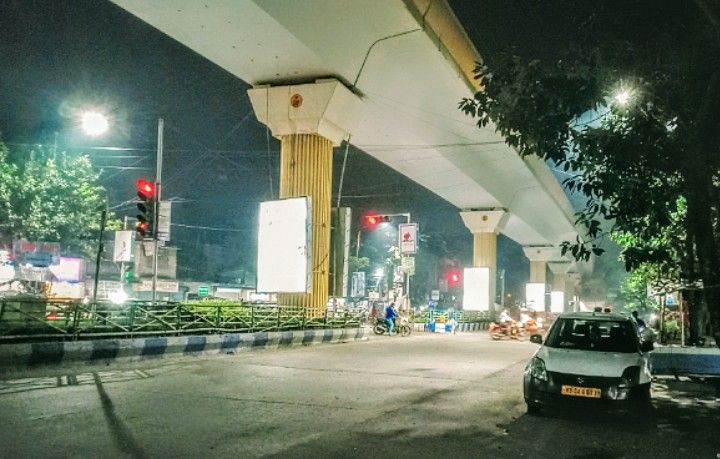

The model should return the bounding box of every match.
[1,333,718,458]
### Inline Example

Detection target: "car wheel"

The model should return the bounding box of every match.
[526,401,542,416]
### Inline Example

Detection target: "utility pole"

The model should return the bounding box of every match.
[92,209,107,306]
[152,118,164,305]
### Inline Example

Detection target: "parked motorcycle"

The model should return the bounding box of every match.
[373,317,412,337]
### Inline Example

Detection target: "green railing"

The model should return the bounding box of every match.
[0,298,365,342]
[412,310,491,324]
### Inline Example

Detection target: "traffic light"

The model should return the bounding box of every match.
[447,269,462,288]
[364,214,390,228]
[136,178,156,238]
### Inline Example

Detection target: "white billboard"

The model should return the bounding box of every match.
[257,197,311,293]
[398,223,418,254]
[113,231,134,262]
[526,283,546,312]
[550,291,565,313]
[463,267,490,311]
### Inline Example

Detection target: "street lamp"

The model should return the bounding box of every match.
[80,111,109,136]
[613,88,633,107]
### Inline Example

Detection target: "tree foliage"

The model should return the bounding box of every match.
[0,139,118,257]
[458,1,720,345]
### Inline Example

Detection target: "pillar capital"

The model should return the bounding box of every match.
[248,79,364,146]
[460,209,509,234]
[522,245,562,262]
[548,261,572,275]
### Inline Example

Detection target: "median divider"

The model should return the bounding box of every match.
[0,327,369,370]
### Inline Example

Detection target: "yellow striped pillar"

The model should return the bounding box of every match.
[277,134,333,316]
[248,80,364,318]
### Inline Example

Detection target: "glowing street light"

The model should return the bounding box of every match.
[81,111,109,136]
[613,88,632,107]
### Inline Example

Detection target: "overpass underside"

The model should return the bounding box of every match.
[112,0,583,312]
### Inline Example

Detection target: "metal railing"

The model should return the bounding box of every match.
[0,298,365,343]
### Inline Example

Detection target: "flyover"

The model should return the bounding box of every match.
[111,0,582,311]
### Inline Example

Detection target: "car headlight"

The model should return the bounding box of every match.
[528,357,548,381]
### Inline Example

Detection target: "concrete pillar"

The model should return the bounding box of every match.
[522,246,562,312]
[565,272,582,311]
[548,261,571,312]
[460,210,509,312]
[248,79,363,317]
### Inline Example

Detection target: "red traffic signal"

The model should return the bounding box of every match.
[135,178,156,238]
[137,179,156,199]
[447,269,462,287]
[364,214,390,228]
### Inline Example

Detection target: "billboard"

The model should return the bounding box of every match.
[256,197,311,293]
[463,267,490,311]
[550,291,565,313]
[526,283,546,312]
[398,223,418,254]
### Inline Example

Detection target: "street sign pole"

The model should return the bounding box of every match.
[152,118,163,305]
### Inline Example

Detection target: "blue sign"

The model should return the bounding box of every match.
[25,252,54,267]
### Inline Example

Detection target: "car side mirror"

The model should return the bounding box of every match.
[641,341,654,353]
[530,334,543,345]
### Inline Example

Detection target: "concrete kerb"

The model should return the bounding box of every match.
[0,328,369,371]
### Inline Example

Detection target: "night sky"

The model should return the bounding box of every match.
[0,0,596,296]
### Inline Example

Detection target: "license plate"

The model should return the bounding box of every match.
[561,385,601,398]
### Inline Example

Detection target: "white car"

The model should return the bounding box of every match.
[523,311,653,414]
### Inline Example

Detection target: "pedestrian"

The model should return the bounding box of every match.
[385,302,397,336]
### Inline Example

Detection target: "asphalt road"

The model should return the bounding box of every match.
[1,333,718,458]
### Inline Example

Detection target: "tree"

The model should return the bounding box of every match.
[458,1,720,346]
[0,139,118,258]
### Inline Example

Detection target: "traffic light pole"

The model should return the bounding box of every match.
[152,118,164,305]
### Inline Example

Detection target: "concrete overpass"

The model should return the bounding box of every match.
[111,0,582,312]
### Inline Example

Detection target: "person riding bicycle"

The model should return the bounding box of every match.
[385,302,397,336]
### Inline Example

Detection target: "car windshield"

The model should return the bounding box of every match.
[545,318,638,353]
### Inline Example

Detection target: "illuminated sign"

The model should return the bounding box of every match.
[463,267,490,311]
[256,197,311,293]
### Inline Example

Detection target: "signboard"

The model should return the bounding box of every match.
[132,280,179,293]
[430,289,440,301]
[398,223,418,254]
[49,257,83,282]
[526,283,546,312]
[401,256,415,275]
[351,271,366,298]
[550,291,565,313]
[157,201,172,242]
[113,231,134,262]
[463,267,490,311]
[198,285,209,297]
[256,197,311,293]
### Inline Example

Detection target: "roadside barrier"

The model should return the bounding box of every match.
[0,327,369,370]
[0,298,364,343]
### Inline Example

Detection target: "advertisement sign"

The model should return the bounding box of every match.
[351,271,366,298]
[398,223,418,254]
[132,280,179,293]
[463,267,490,311]
[256,197,311,293]
[113,231,134,262]
[49,257,84,282]
[526,283,546,312]
[550,291,565,313]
